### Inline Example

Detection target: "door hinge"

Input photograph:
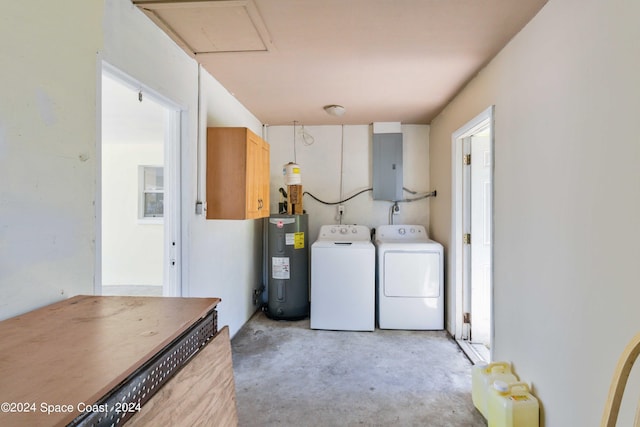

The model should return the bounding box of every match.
[463,233,471,244]
[463,154,471,165]
[463,312,471,324]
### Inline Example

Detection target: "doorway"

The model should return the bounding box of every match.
[452,106,494,363]
[98,64,182,297]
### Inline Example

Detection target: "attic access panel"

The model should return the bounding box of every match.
[133,0,274,56]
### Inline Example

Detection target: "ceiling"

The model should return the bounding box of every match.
[133,0,548,125]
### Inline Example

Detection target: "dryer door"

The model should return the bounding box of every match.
[384,250,440,298]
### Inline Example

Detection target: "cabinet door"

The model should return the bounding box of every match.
[245,132,261,219]
[206,127,269,220]
[259,139,270,218]
[206,127,248,220]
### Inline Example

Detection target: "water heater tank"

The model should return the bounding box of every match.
[266,214,309,320]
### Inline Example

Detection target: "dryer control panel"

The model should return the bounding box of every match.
[376,225,428,242]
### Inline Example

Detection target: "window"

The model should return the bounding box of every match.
[139,166,164,219]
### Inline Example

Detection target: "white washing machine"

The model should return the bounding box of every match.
[375,224,444,330]
[310,224,375,331]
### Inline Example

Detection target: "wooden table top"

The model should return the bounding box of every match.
[0,295,220,427]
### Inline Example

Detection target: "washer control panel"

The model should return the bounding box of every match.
[317,224,371,242]
[376,225,428,242]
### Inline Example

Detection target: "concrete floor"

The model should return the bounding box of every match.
[231,311,487,427]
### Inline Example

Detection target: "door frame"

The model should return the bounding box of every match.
[96,61,183,297]
[451,106,495,356]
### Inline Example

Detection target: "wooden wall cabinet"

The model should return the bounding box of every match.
[206,127,270,219]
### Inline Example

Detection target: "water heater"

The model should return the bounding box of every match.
[266,214,309,320]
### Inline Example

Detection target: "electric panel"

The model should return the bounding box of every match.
[372,132,403,201]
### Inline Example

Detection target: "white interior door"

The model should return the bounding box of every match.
[462,137,472,340]
[470,132,492,347]
[452,106,494,363]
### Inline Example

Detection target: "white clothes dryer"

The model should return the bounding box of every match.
[375,225,444,330]
[310,225,375,331]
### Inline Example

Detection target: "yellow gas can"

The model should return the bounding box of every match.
[472,362,519,419]
[487,380,539,427]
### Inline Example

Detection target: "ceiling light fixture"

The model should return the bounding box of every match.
[324,104,346,117]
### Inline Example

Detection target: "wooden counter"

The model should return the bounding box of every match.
[0,295,221,427]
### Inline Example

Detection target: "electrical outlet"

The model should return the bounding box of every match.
[392,203,400,215]
[338,205,345,215]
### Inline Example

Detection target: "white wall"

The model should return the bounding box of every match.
[0,0,292,337]
[266,125,431,242]
[429,0,640,425]
[103,0,264,337]
[0,2,103,319]
[186,67,265,337]
[102,144,164,286]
